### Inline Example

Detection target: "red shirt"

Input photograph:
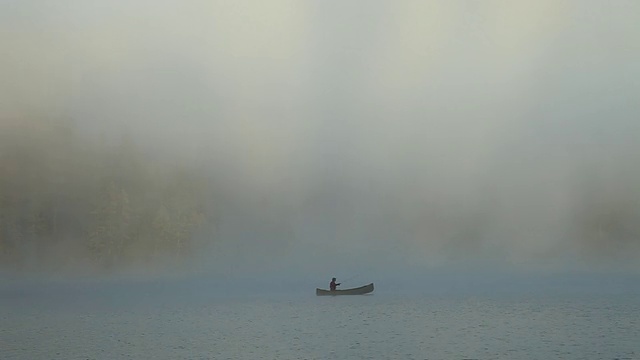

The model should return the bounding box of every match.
[330,280,337,291]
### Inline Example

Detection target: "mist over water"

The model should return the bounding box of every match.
[1,1,640,285]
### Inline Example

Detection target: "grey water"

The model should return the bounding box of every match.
[2,280,639,360]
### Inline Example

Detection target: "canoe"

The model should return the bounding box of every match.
[316,283,374,296]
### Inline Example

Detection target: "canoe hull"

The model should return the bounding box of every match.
[316,283,374,296]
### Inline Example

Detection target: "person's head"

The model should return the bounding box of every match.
[332,278,336,281]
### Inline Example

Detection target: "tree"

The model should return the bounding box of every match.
[88,181,132,268]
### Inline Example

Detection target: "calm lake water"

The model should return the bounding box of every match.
[2,281,639,360]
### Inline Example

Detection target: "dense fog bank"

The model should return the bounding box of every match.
[1,1,640,277]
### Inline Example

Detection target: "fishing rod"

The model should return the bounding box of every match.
[339,273,361,283]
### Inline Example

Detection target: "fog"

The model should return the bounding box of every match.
[1,1,640,285]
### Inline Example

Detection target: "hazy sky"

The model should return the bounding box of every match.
[2,1,640,277]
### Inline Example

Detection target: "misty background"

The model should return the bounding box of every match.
[1,1,640,283]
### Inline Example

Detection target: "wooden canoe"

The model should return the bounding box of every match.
[316,283,374,296]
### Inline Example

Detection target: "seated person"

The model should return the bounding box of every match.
[330,277,341,291]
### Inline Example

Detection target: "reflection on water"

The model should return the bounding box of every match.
[2,285,639,360]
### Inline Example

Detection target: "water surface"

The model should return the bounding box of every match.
[2,282,639,359]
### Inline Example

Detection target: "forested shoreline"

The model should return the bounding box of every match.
[0,119,213,273]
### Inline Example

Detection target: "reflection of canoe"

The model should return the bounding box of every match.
[316,283,374,296]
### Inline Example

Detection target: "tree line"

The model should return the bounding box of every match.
[0,119,213,272]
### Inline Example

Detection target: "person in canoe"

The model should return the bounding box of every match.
[330,277,341,291]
